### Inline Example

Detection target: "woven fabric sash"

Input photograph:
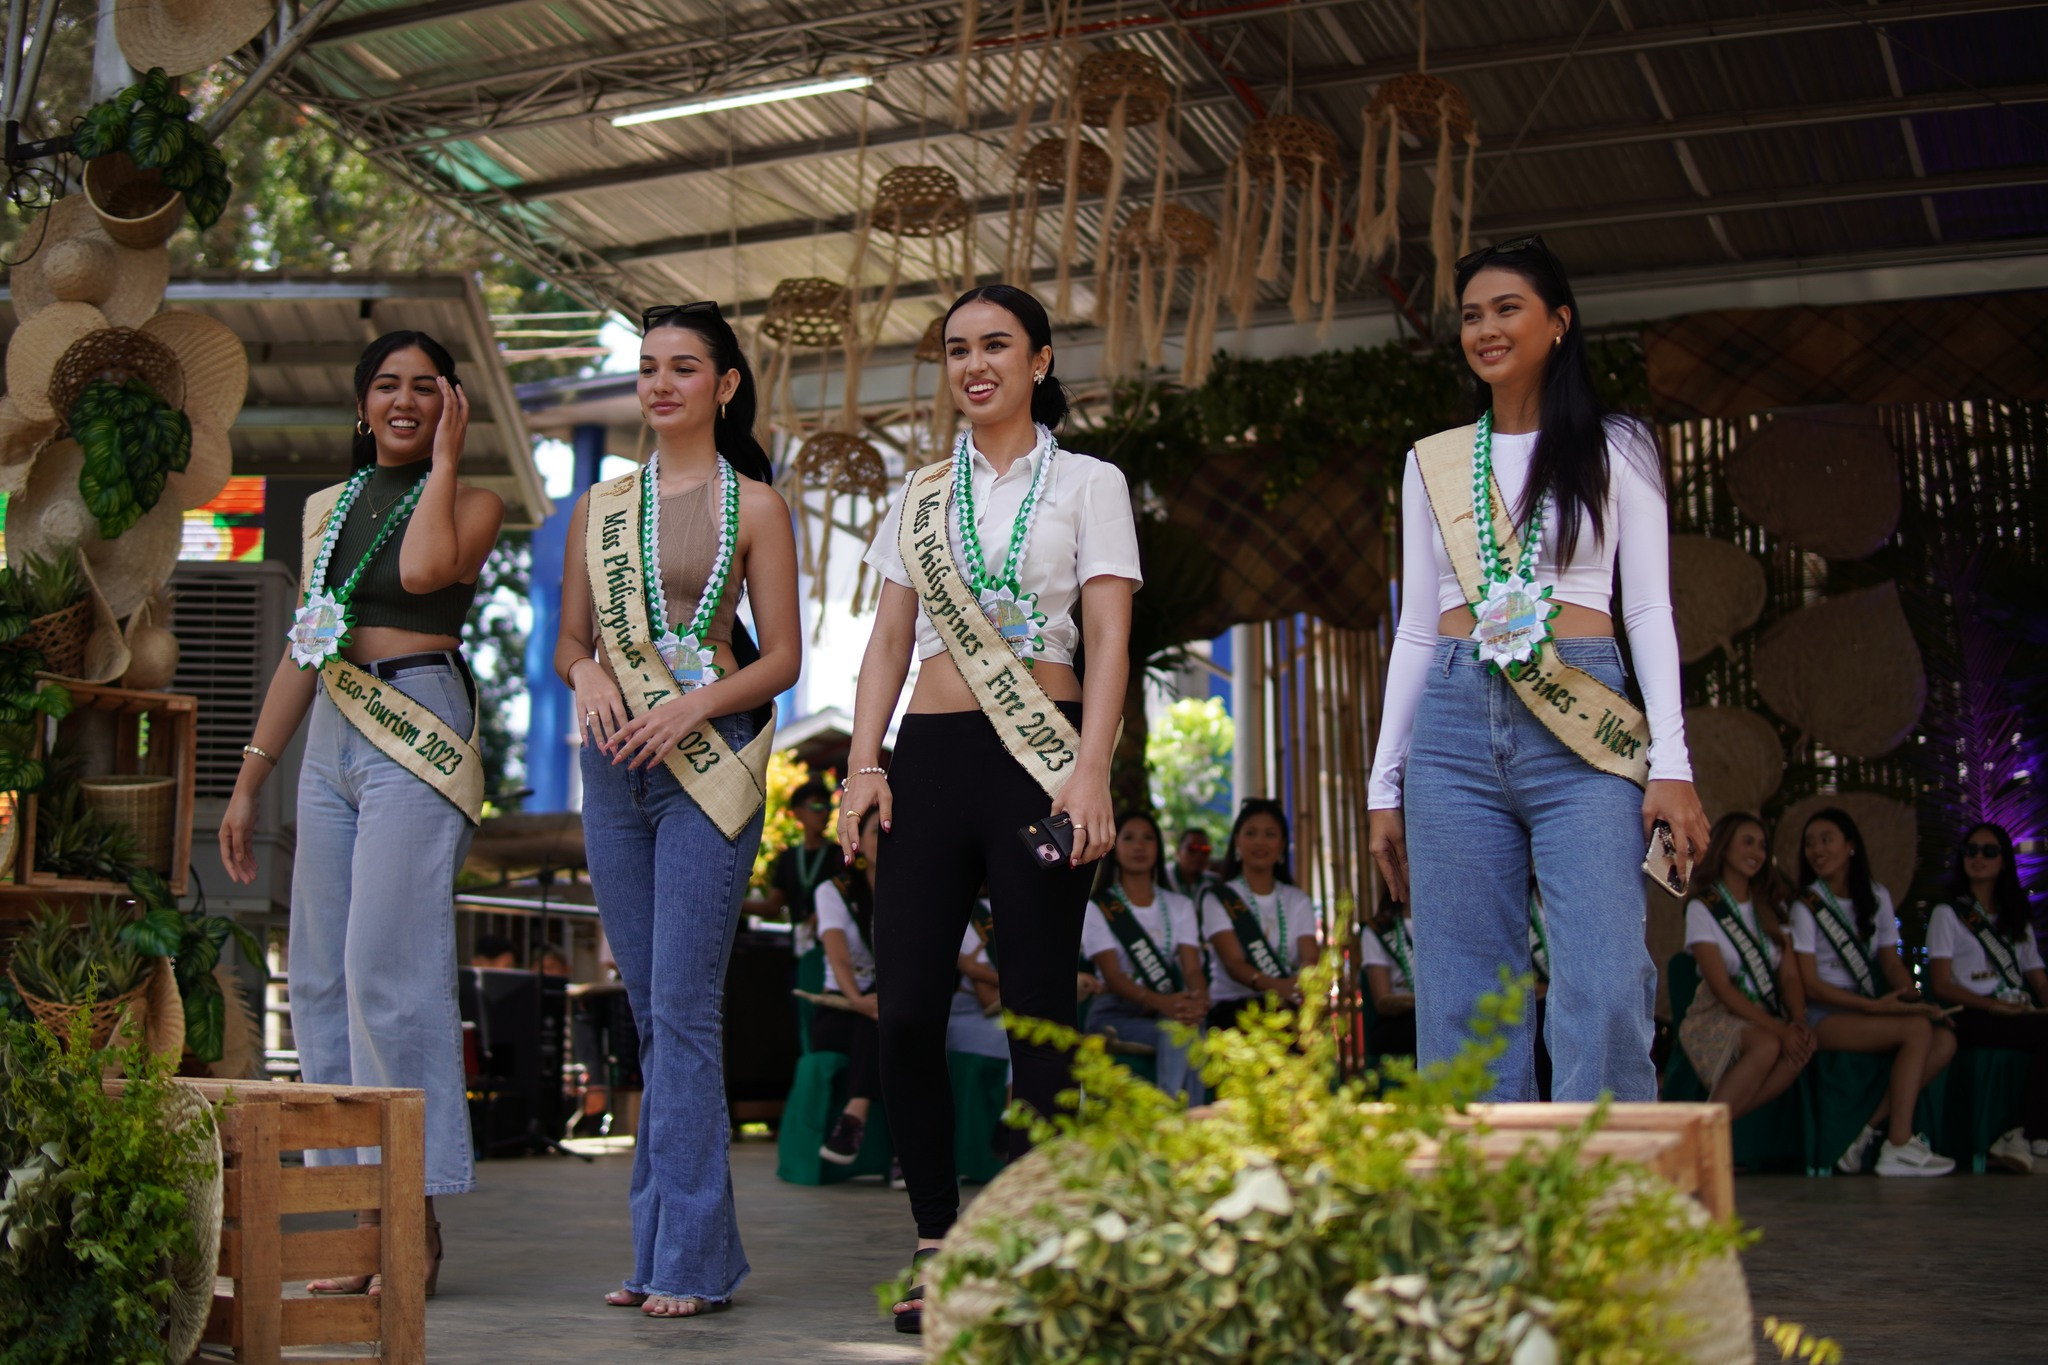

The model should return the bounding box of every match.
[897,460,1082,799]
[1207,882,1289,980]
[1099,892,1182,995]
[1411,425,1651,788]
[1528,889,1550,985]
[1709,890,1782,1016]
[1964,902,2025,993]
[1806,888,1879,999]
[585,471,774,840]
[301,483,484,824]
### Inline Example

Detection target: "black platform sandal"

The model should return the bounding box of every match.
[893,1246,940,1335]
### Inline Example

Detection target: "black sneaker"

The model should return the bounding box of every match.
[820,1113,865,1165]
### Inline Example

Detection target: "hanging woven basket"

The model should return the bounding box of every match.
[1018,136,1111,195]
[1115,203,1218,262]
[793,430,889,502]
[1241,115,1344,189]
[759,278,850,349]
[870,165,971,239]
[1354,58,1482,318]
[1074,49,1171,127]
[1224,117,1347,333]
[48,325,187,422]
[1368,71,1476,142]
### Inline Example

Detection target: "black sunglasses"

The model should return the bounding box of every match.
[1455,234,1549,276]
[1964,841,2003,859]
[641,301,723,332]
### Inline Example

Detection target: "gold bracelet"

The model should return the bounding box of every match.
[242,743,277,764]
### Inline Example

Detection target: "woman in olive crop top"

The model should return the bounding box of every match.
[221,330,506,1298]
[553,302,801,1319]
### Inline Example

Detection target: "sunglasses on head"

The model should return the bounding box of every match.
[641,300,723,332]
[1965,841,2002,859]
[1455,234,1549,276]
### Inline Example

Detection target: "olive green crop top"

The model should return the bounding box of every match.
[325,462,478,637]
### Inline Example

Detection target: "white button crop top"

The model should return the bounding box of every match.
[1367,417,1692,809]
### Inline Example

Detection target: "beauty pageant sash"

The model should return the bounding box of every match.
[1206,882,1289,981]
[1708,889,1783,1016]
[1964,901,2025,993]
[1805,888,1879,998]
[1098,890,1183,995]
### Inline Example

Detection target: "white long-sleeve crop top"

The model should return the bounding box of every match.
[1366,418,1692,809]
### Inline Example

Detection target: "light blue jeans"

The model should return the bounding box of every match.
[1086,994,1207,1105]
[579,710,764,1303]
[1405,636,1657,1103]
[290,658,477,1196]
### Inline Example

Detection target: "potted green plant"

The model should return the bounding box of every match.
[120,870,265,1066]
[0,550,91,678]
[73,66,233,246]
[0,571,74,803]
[5,900,155,1048]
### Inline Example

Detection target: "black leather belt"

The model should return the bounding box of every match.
[365,650,460,679]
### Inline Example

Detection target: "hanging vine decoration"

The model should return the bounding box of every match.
[1100,203,1221,387]
[756,277,851,439]
[1055,49,1173,322]
[785,430,891,635]
[1222,115,1347,338]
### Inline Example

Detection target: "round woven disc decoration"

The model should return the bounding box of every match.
[140,310,248,430]
[1368,71,1476,141]
[870,165,970,239]
[1669,535,1767,664]
[1114,203,1218,262]
[160,1080,224,1365]
[1726,411,1900,561]
[49,326,187,421]
[1074,49,1171,127]
[1240,115,1344,188]
[1772,791,1918,906]
[1017,137,1112,195]
[793,431,888,501]
[757,278,850,349]
[1753,581,1925,759]
[1682,707,1784,824]
[914,314,947,364]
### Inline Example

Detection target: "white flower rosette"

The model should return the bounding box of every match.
[288,590,347,669]
[1470,573,1555,675]
[657,629,720,691]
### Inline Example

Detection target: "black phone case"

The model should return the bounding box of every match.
[1018,813,1076,870]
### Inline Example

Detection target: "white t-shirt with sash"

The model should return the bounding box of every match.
[1199,878,1318,1004]
[1789,883,1898,996]
[1081,886,1200,985]
[1684,895,1783,995]
[814,880,876,994]
[1926,902,2044,999]
[1359,916,1416,994]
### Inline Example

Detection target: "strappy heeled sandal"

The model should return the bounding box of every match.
[893,1246,940,1335]
[309,1210,379,1295]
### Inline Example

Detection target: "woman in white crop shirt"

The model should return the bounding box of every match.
[1199,799,1319,1030]
[1082,811,1208,1102]
[1365,237,1708,1103]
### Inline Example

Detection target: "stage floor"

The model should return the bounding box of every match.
[407,1140,2047,1363]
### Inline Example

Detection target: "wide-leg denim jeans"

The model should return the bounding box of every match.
[290,659,477,1195]
[1405,636,1658,1103]
[579,711,763,1302]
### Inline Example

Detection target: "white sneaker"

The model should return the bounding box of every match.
[1836,1125,1880,1175]
[1875,1135,1955,1178]
[2032,1137,2048,1161]
[1988,1127,2035,1174]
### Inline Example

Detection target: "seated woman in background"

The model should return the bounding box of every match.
[1082,811,1209,1103]
[946,897,1010,1067]
[1678,812,1814,1121]
[1792,807,1956,1177]
[1200,799,1319,1030]
[1359,890,1416,1062]
[815,808,882,1167]
[1926,821,2048,1174]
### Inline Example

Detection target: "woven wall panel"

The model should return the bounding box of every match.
[1753,582,1926,760]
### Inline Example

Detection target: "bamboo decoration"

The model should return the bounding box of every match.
[1007,136,1110,285]
[906,313,956,466]
[755,277,850,439]
[784,430,891,634]
[1222,115,1347,336]
[1354,5,1479,317]
[1099,203,1221,386]
[1053,49,1173,321]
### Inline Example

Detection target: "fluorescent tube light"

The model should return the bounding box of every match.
[611,74,873,128]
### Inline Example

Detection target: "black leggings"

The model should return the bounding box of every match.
[809,1004,881,1103]
[874,704,1094,1240]
[1954,1008,2048,1139]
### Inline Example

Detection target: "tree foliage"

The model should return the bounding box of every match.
[1147,697,1233,841]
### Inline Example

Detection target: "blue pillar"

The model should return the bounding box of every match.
[522,425,606,811]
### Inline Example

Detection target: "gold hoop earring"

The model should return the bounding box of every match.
[356,419,372,436]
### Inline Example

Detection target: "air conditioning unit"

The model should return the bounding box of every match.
[169,560,303,915]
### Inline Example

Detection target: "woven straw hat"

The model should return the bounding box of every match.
[10,196,168,329]
[167,417,231,510]
[160,1082,224,1365]
[4,440,183,619]
[116,0,271,76]
[6,301,110,421]
[0,395,58,471]
[140,310,247,428]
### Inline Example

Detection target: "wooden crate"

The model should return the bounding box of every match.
[4,680,197,902]
[177,1078,428,1365]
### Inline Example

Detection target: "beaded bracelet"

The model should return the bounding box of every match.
[853,766,888,778]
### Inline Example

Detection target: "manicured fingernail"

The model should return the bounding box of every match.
[882,821,892,832]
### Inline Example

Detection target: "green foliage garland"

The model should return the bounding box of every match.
[70,377,193,540]
[0,1015,215,1364]
[74,67,233,230]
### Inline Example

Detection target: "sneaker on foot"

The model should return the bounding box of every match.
[1988,1127,2034,1174]
[1875,1136,1955,1177]
[889,1157,908,1191]
[1836,1125,1880,1175]
[819,1113,865,1165]
[2031,1137,2048,1161]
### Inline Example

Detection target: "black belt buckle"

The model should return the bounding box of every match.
[368,650,453,680]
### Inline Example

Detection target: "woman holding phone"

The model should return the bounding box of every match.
[839,283,1140,1334]
[1364,237,1708,1102]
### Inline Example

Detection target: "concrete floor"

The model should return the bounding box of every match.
[410,1143,2048,1363]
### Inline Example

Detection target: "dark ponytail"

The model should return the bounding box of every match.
[943,282,1070,430]
[1453,241,1649,565]
[352,331,458,471]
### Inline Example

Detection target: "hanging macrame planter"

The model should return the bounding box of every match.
[837,164,974,433]
[905,313,956,467]
[1051,49,1173,321]
[1100,203,1221,387]
[1354,70,1479,317]
[756,277,850,441]
[1007,136,1110,286]
[1222,115,1346,335]
[785,430,891,633]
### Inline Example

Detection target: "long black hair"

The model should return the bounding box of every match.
[1687,811,1788,941]
[1950,821,2031,943]
[1103,810,1167,890]
[1220,798,1293,886]
[1797,807,1880,937]
[352,331,458,471]
[942,283,1070,430]
[1453,239,1651,565]
[831,806,882,946]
